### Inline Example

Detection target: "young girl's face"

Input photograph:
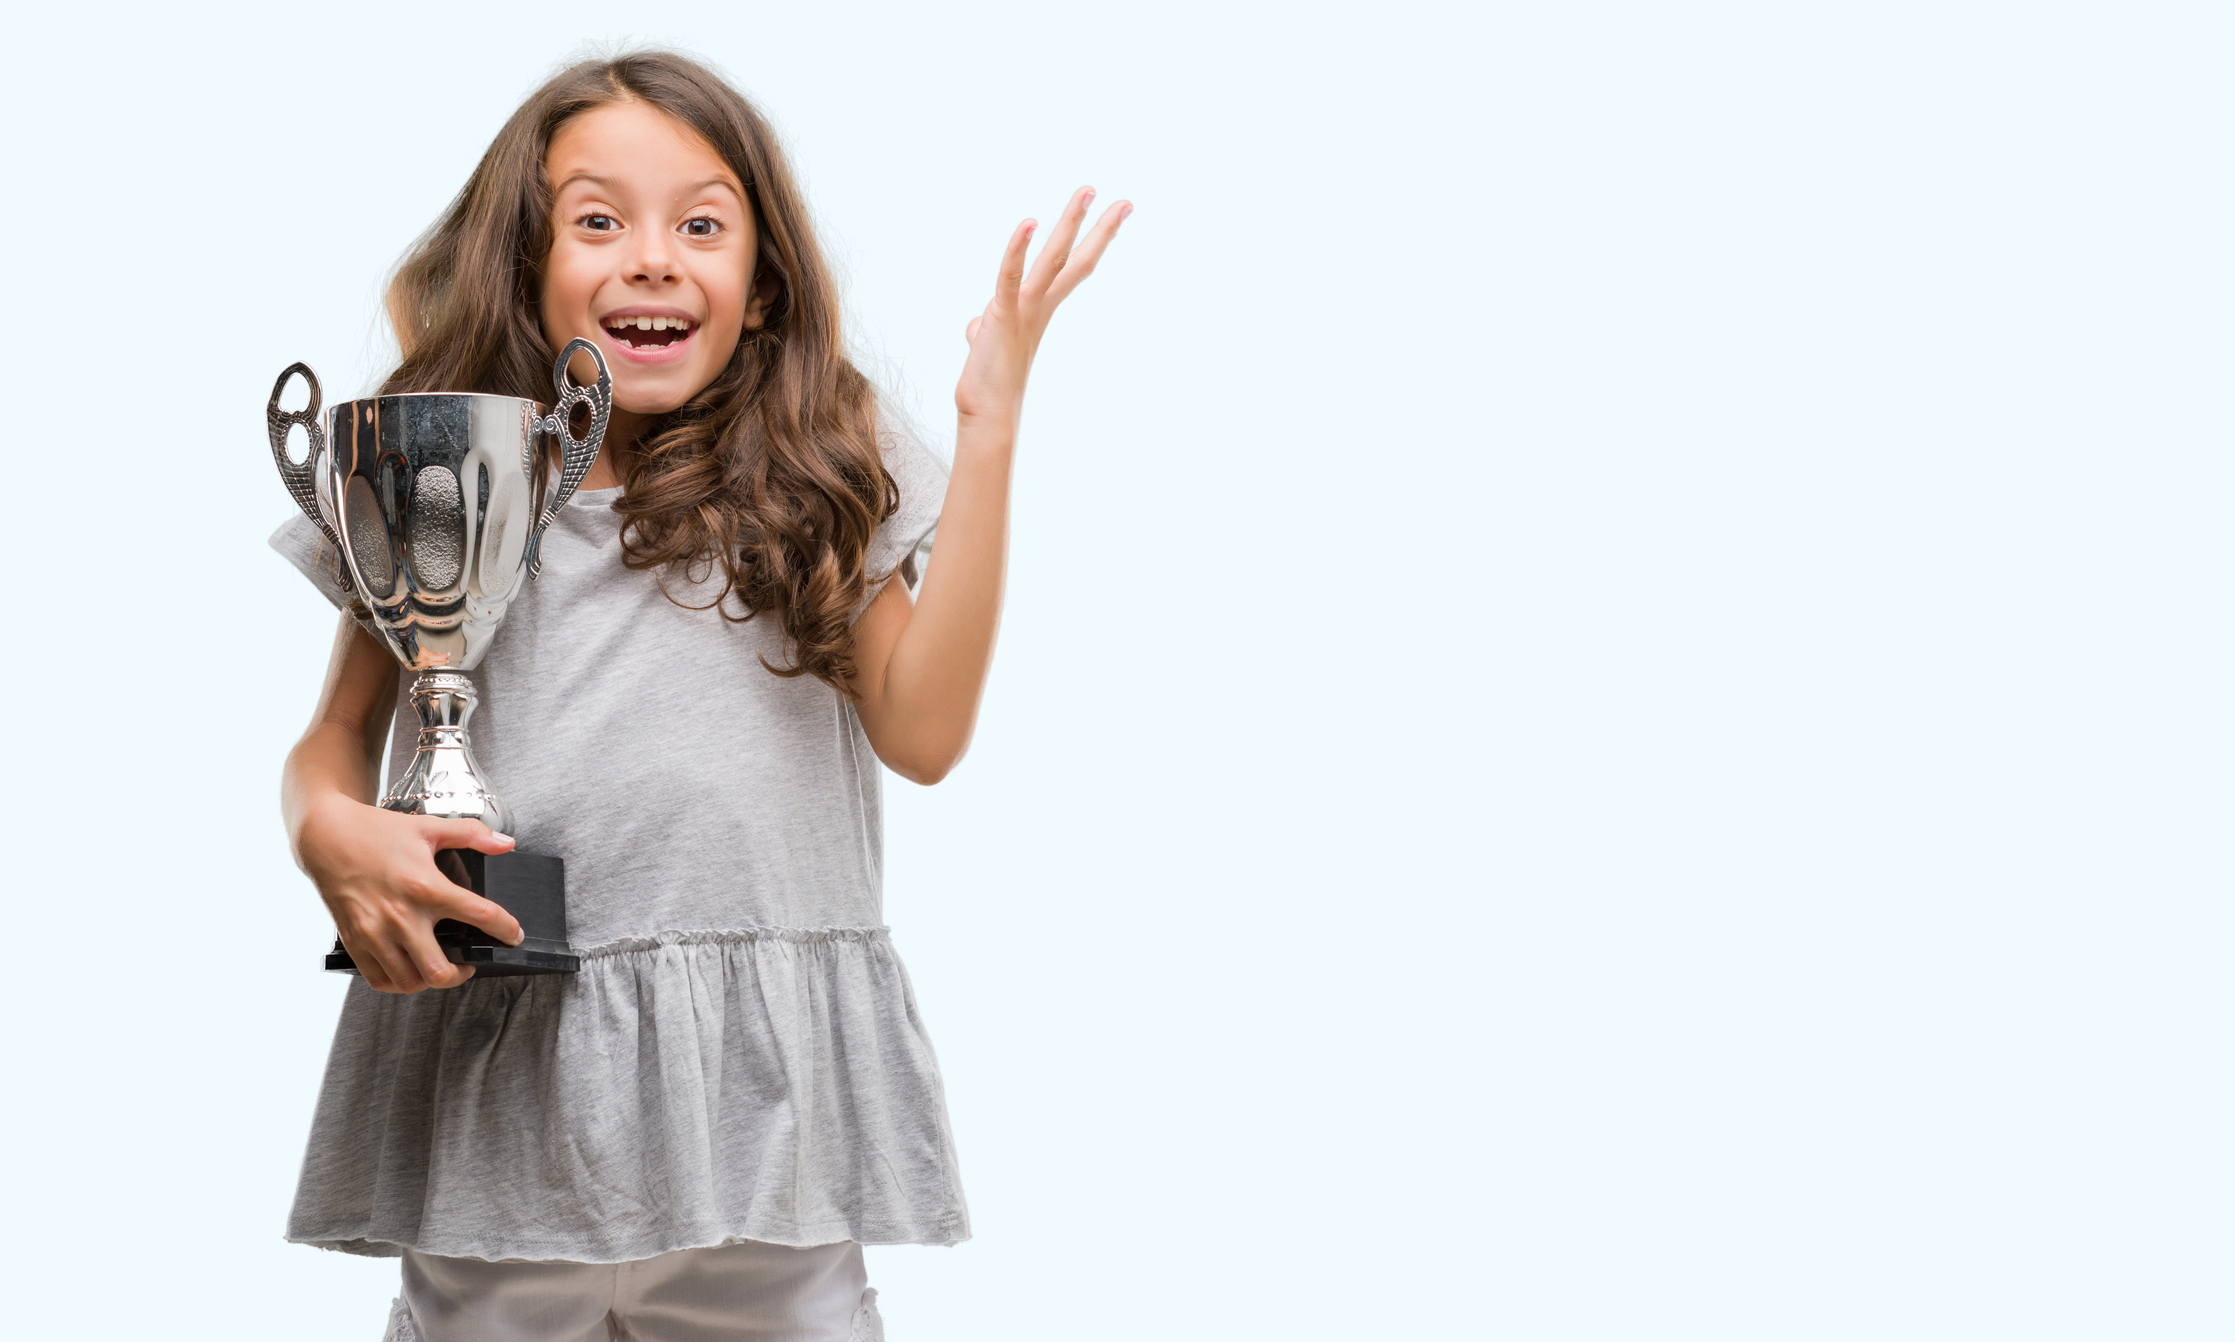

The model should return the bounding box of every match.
[541,101,764,418]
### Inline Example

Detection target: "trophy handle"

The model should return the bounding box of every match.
[267,362,340,549]
[525,337,612,577]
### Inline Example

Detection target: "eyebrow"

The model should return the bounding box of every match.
[555,171,745,200]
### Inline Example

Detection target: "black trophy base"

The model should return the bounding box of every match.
[325,849,580,978]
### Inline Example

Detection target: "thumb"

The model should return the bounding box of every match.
[422,818,516,855]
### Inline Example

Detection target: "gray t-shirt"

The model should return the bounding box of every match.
[271,425,967,1262]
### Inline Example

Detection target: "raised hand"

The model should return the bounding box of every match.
[954,187,1131,427]
[847,185,1130,785]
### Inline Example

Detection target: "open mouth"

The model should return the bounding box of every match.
[602,314,697,350]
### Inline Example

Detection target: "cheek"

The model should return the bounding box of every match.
[697,320,746,378]
[708,280,750,336]
[707,250,756,333]
[547,243,611,307]
[540,258,585,331]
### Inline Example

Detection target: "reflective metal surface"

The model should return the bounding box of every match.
[265,361,340,552]
[389,672,513,834]
[265,340,611,831]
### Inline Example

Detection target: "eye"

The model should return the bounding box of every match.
[682,217,721,238]
[579,213,618,232]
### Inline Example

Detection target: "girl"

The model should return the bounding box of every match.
[272,51,1126,1342]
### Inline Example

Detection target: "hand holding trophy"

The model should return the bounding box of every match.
[266,340,612,976]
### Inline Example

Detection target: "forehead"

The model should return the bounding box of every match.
[547,101,741,198]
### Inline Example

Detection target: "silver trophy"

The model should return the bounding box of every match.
[267,339,612,976]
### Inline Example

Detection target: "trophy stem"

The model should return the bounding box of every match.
[382,670,515,836]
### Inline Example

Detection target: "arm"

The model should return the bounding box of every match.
[282,614,523,993]
[851,187,1130,783]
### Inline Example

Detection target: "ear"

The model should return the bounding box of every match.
[742,263,783,331]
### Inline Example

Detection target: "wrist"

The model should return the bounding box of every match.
[292,789,371,865]
[955,408,1020,444]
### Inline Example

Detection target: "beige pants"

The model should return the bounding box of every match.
[384,1240,882,1342]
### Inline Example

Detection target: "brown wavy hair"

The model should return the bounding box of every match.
[379,50,895,694]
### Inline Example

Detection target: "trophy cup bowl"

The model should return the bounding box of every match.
[267,339,612,977]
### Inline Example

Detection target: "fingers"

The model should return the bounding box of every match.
[346,901,480,993]
[436,886,525,948]
[413,818,522,944]
[345,931,403,993]
[403,923,475,991]
[311,807,522,995]
[416,841,525,946]
[993,218,1035,311]
[1044,200,1131,307]
[339,823,524,994]
[425,818,516,855]
[1024,187,1095,298]
[339,921,431,995]
[987,189,1130,323]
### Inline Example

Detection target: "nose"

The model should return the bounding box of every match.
[624,226,678,286]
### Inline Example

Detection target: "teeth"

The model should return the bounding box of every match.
[602,316,690,337]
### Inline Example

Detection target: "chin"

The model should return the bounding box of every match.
[610,369,711,416]
[614,390,695,416]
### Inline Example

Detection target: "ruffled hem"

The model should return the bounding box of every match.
[288,928,969,1263]
[302,1216,968,1262]
[579,926,894,957]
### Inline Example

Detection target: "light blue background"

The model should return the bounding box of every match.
[0,2,2225,1338]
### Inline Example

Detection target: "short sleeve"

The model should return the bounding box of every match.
[864,415,950,604]
[269,514,373,624]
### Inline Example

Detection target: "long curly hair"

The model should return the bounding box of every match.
[379,50,895,695]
